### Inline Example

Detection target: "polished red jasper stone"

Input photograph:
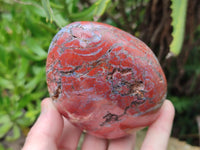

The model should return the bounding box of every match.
[46,21,167,139]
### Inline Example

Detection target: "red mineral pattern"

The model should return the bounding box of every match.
[46,21,167,139]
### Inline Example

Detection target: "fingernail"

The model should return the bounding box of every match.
[41,98,55,114]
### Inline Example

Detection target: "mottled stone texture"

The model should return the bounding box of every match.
[46,21,167,139]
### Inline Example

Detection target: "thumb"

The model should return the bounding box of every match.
[22,98,64,150]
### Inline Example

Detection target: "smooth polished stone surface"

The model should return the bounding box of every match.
[46,21,167,139]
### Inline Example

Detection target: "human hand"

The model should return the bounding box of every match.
[22,98,174,150]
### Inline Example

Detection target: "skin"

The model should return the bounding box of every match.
[22,98,175,150]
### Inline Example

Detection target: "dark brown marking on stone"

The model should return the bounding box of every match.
[100,98,146,126]
[52,85,61,101]
[60,66,81,75]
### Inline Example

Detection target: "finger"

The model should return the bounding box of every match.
[141,100,175,150]
[57,118,82,150]
[108,133,136,150]
[81,134,108,150]
[22,98,64,150]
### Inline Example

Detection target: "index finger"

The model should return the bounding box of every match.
[22,98,64,150]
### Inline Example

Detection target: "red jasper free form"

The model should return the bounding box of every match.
[46,21,167,139]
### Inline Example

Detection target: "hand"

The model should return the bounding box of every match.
[22,98,174,150]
